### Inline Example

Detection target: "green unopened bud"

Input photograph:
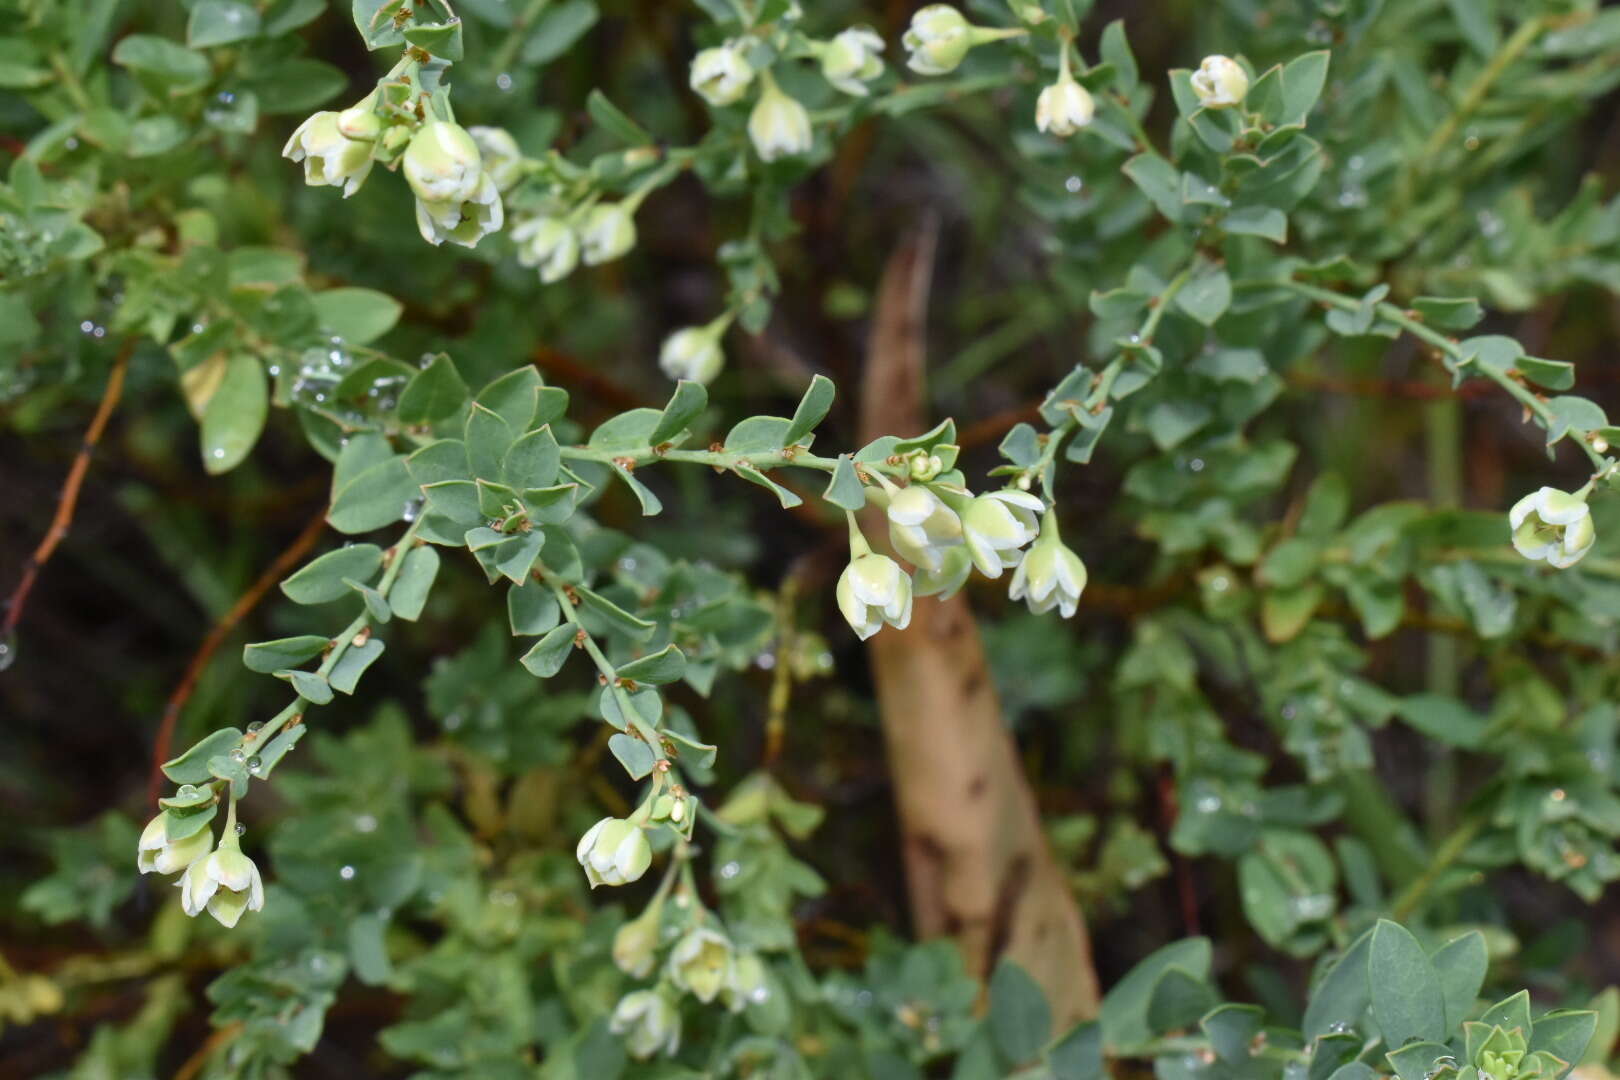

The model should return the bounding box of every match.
[821,26,885,97]
[575,816,652,888]
[1190,55,1249,109]
[690,42,755,106]
[337,102,382,142]
[1510,485,1595,569]
[903,5,971,75]
[659,323,726,384]
[610,989,681,1059]
[612,902,664,978]
[667,926,734,1003]
[403,120,484,204]
[137,812,212,876]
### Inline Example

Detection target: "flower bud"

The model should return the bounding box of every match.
[667,926,734,1003]
[903,5,972,75]
[177,833,264,928]
[337,103,382,142]
[403,121,485,204]
[414,172,504,248]
[961,489,1043,578]
[511,215,580,283]
[1009,511,1087,617]
[137,813,212,876]
[610,989,681,1059]
[575,816,652,888]
[468,126,524,192]
[886,483,963,574]
[282,111,374,198]
[579,203,637,265]
[1190,55,1249,109]
[1510,486,1596,569]
[1036,76,1095,137]
[748,75,813,162]
[837,540,913,640]
[690,42,755,107]
[822,26,885,97]
[659,324,725,384]
[612,903,663,978]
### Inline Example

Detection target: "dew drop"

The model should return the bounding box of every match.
[339,864,357,881]
[496,72,513,91]
[246,756,263,775]
[720,860,741,879]
[229,747,246,763]
[247,721,263,733]
[1064,175,1083,193]
[235,822,247,835]
[0,632,14,672]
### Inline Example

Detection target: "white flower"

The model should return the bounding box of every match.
[511,216,579,283]
[579,203,637,265]
[177,836,264,928]
[1010,512,1087,616]
[1510,486,1596,569]
[282,111,374,197]
[1036,77,1095,137]
[667,926,734,1003]
[414,172,504,248]
[914,546,972,600]
[885,484,963,574]
[659,324,726,384]
[610,990,681,1059]
[137,813,212,875]
[1190,55,1249,109]
[468,126,524,192]
[822,26,885,96]
[575,816,652,888]
[402,120,484,204]
[961,489,1043,578]
[748,75,813,162]
[837,549,913,640]
[690,43,755,106]
[903,5,972,75]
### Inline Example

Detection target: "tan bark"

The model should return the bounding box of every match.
[858,223,1100,1024]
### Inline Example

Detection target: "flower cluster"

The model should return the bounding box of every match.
[138,797,264,929]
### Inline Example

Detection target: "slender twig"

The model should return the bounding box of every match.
[147,508,329,808]
[1390,815,1486,921]
[3,342,131,643]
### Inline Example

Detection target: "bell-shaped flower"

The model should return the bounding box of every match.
[822,26,885,96]
[914,545,972,601]
[414,172,504,248]
[612,902,664,978]
[903,5,972,74]
[580,203,637,265]
[1511,486,1596,569]
[468,125,525,192]
[137,812,212,876]
[748,72,813,162]
[282,111,374,197]
[177,831,264,928]
[659,321,727,384]
[690,42,755,106]
[961,489,1043,577]
[403,120,484,204]
[576,816,652,888]
[512,215,580,283]
[610,989,681,1059]
[885,483,963,574]
[667,926,734,1003]
[1190,55,1249,109]
[1009,511,1087,617]
[1035,58,1095,137]
[837,524,914,640]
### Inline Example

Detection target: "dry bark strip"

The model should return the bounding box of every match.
[857,222,1100,1024]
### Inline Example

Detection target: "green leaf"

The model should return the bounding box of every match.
[329,456,415,534]
[1386,1041,1454,1080]
[649,380,708,446]
[1049,1021,1103,1080]
[735,464,803,509]
[1225,206,1289,243]
[508,580,561,635]
[348,912,393,985]
[1545,396,1607,443]
[1280,51,1331,125]
[398,356,470,425]
[577,586,656,640]
[476,367,544,432]
[1177,265,1232,326]
[351,0,406,49]
[1303,928,1374,1039]
[282,545,384,604]
[586,88,650,145]
[1412,296,1484,331]
[466,403,515,481]
[162,728,243,784]
[1098,20,1137,91]
[283,668,335,705]
[243,636,328,674]
[989,961,1052,1065]
[188,1,261,47]
[328,638,385,694]
[1202,1004,1265,1063]
[1147,968,1217,1034]
[201,354,268,474]
[823,455,868,512]
[312,287,403,345]
[784,374,834,446]
[589,408,662,451]
[1482,991,1533,1035]
[608,732,657,779]
[1581,989,1620,1066]
[1445,0,1500,56]
[421,480,483,529]
[617,644,686,685]
[610,462,663,516]
[1370,919,1447,1048]
[504,426,561,490]
[520,624,577,677]
[403,18,463,60]
[523,0,600,63]
[406,439,471,486]
[1532,1011,1598,1072]
[1123,154,1187,223]
[388,545,439,621]
[1397,695,1487,749]
[1517,356,1576,391]
[112,35,211,91]
[1100,937,1211,1049]
[1431,931,1488,1031]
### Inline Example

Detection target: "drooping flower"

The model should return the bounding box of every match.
[961,489,1044,577]
[658,320,727,384]
[1009,510,1087,617]
[667,926,734,1003]
[137,812,212,876]
[903,5,972,75]
[1035,50,1095,137]
[822,26,885,96]
[511,215,580,283]
[468,126,525,192]
[575,816,652,888]
[748,71,813,162]
[612,902,663,978]
[177,828,264,928]
[1510,486,1596,569]
[579,203,637,265]
[402,120,485,204]
[837,518,913,639]
[885,483,963,574]
[610,989,682,1059]
[690,42,755,106]
[282,111,374,197]
[414,172,504,248]
[1190,55,1249,109]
